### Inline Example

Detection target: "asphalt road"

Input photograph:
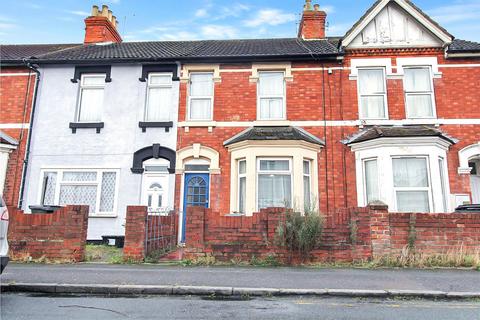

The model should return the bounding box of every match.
[2,263,480,292]
[1,293,479,320]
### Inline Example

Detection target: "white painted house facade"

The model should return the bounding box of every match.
[23,64,180,239]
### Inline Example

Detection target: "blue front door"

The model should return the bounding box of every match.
[182,173,210,242]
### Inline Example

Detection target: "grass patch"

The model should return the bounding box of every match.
[85,244,123,264]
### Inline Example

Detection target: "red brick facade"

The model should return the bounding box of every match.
[175,49,480,215]
[0,67,35,207]
[7,205,89,262]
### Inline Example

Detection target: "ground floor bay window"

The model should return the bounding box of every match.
[347,126,456,213]
[224,126,324,215]
[38,168,119,216]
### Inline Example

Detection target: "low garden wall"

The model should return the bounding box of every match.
[7,205,89,262]
[184,204,480,263]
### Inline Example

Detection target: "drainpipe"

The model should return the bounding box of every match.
[18,59,41,209]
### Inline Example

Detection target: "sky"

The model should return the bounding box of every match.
[0,0,479,44]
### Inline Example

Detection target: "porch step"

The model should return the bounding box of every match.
[159,248,185,262]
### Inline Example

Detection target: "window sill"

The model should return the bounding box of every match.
[69,122,104,134]
[138,121,174,133]
[253,120,289,126]
[89,213,118,218]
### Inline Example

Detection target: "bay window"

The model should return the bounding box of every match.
[145,73,172,121]
[404,67,435,118]
[392,157,431,212]
[39,169,118,215]
[188,72,213,120]
[257,159,292,209]
[357,68,387,119]
[77,74,105,122]
[258,72,285,120]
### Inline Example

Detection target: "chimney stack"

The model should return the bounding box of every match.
[298,0,327,40]
[84,4,122,44]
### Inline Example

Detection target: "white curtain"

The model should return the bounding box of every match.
[405,68,433,118]
[146,87,171,121]
[190,99,211,120]
[190,73,213,120]
[79,88,104,122]
[471,176,480,204]
[191,73,213,96]
[239,176,246,213]
[358,69,385,118]
[364,159,379,204]
[396,191,429,212]
[259,72,284,119]
[42,172,57,206]
[393,158,430,212]
[393,158,428,187]
[258,174,292,209]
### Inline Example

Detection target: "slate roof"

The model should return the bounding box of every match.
[27,38,342,64]
[343,126,458,145]
[224,126,325,146]
[1,44,80,64]
[448,39,480,53]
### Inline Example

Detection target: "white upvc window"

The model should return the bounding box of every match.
[39,169,119,215]
[392,157,432,213]
[258,71,286,120]
[403,66,435,119]
[188,72,214,120]
[357,68,387,119]
[257,158,292,210]
[77,74,105,122]
[363,158,379,205]
[145,73,172,121]
[303,160,312,210]
[238,159,247,214]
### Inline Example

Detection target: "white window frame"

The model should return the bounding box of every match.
[257,71,287,121]
[187,72,214,121]
[403,66,436,119]
[237,159,247,214]
[362,157,379,205]
[256,157,293,211]
[37,168,120,216]
[76,74,106,123]
[391,155,433,213]
[303,159,312,209]
[357,67,388,120]
[144,72,173,122]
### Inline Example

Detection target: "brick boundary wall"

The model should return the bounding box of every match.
[123,206,178,262]
[184,205,480,263]
[7,205,89,262]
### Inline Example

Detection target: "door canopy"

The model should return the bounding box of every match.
[131,144,176,174]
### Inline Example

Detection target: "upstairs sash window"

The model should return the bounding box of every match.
[358,68,387,119]
[404,67,435,118]
[258,72,285,120]
[145,73,172,121]
[77,74,105,122]
[189,72,214,120]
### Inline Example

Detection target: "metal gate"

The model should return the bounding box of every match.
[145,211,178,257]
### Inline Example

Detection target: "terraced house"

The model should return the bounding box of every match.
[5,0,480,242]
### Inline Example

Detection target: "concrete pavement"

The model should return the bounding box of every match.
[1,263,480,299]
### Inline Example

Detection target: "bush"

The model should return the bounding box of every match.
[275,208,324,261]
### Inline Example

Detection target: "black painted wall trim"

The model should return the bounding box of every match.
[71,65,112,83]
[138,64,179,82]
[131,144,176,174]
[138,121,174,133]
[69,122,104,134]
